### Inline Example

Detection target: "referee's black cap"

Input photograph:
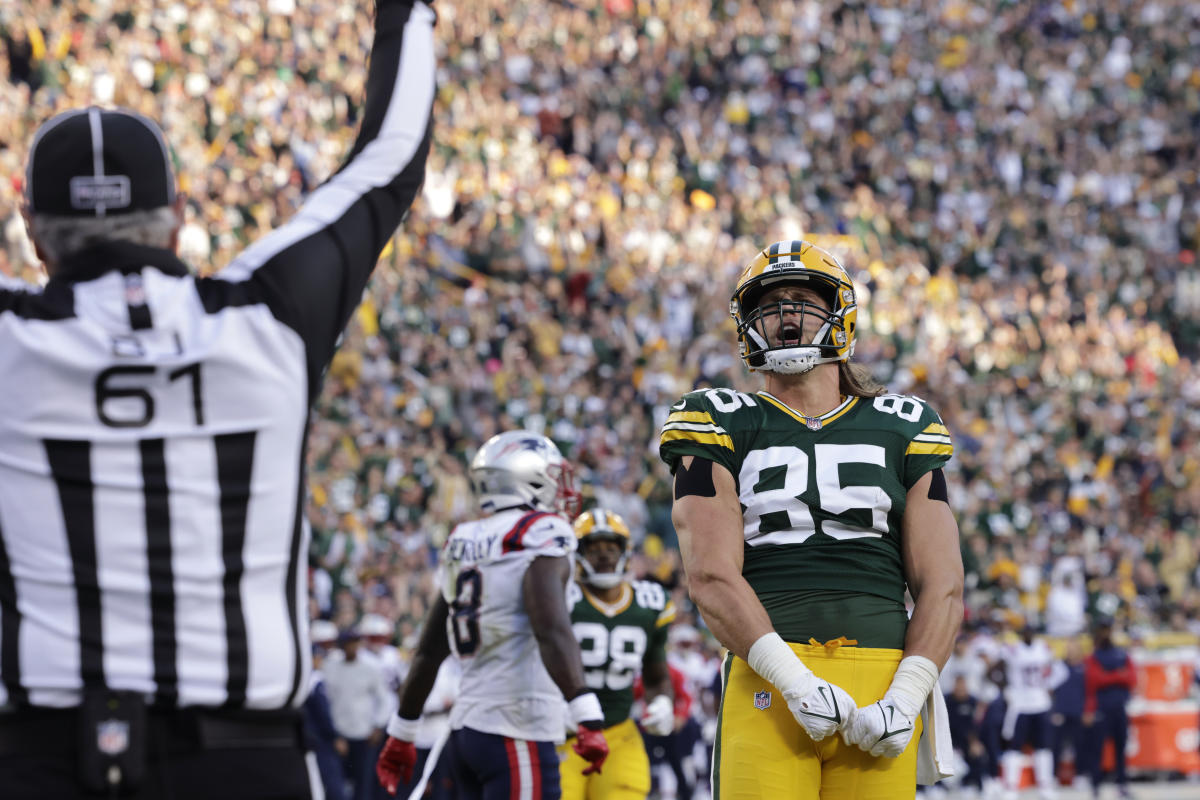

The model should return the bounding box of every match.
[25,106,176,217]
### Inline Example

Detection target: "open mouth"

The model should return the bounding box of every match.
[778,324,803,346]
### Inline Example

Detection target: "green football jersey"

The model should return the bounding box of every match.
[659,388,953,648]
[568,579,675,729]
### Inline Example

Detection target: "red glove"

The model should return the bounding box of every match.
[572,724,609,775]
[376,736,418,796]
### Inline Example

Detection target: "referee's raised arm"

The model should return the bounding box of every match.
[213,0,437,404]
[0,3,437,799]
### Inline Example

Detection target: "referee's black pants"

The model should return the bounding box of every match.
[0,706,318,800]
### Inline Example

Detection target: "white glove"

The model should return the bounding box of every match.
[746,632,856,743]
[782,678,856,742]
[842,692,920,756]
[842,655,938,758]
[640,694,675,736]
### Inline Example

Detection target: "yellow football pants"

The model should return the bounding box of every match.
[560,718,650,800]
[714,642,921,800]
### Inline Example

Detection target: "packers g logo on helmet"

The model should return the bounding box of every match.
[572,508,632,590]
[729,239,857,375]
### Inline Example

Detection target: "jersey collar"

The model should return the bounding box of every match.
[582,583,632,617]
[53,240,192,284]
[757,392,858,429]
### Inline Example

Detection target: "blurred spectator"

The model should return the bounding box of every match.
[1084,618,1136,799]
[308,620,349,800]
[1050,639,1088,789]
[324,631,391,800]
[359,613,407,713]
[945,675,985,794]
[1046,557,1088,638]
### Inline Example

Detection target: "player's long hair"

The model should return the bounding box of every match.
[839,361,886,398]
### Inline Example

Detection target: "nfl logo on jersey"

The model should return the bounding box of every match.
[753,690,772,710]
[96,720,130,755]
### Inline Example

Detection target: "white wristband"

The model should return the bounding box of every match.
[568,692,604,727]
[386,713,420,741]
[746,632,813,695]
[645,694,673,716]
[887,655,939,718]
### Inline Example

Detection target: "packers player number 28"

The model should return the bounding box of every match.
[571,581,667,691]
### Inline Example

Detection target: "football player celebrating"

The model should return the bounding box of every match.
[561,509,676,800]
[659,240,963,798]
[376,432,608,798]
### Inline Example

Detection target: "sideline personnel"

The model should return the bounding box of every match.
[0,2,435,797]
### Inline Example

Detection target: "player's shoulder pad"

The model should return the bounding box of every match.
[865,393,953,455]
[660,387,761,452]
[500,511,575,556]
[632,579,669,612]
[566,580,584,609]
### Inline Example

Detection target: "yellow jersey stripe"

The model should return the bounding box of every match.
[660,429,734,451]
[656,606,677,627]
[583,584,633,617]
[922,423,951,436]
[666,410,716,425]
[906,442,953,456]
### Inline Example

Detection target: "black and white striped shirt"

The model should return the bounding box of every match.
[0,1,435,711]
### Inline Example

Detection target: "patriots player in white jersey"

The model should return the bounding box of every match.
[376,431,609,798]
[1000,626,1065,800]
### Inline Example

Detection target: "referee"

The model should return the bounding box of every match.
[0,2,435,798]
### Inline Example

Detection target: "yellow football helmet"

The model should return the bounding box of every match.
[730,239,857,374]
[572,508,632,590]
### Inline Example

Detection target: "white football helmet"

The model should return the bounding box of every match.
[469,431,581,517]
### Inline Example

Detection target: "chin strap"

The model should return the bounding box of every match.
[580,552,629,590]
[745,327,825,375]
[760,347,821,374]
[584,573,625,590]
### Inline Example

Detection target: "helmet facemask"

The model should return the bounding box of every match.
[551,461,583,519]
[737,285,849,374]
[730,241,858,375]
[577,534,630,590]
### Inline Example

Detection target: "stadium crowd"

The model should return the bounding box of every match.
[2,0,1199,793]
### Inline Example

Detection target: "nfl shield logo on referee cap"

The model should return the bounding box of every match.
[753,690,771,710]
[97,719,130,755]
